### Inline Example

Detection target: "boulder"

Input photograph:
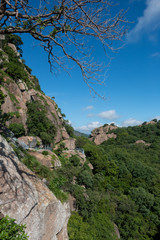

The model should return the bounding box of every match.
[62,139,76,150]
[29,150,61,169]
[90,124,117,145]
[135,140,151,146]
[0,135,70,240]
[18,136,43,148]
[8,43,20,57]
[61,127,70,140]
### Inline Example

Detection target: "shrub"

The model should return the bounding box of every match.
[54,142,66,156]
[0,215,28,240]
[5,34,23,55]
[42,150,49,156]
[77,170,93,189]
[64,122,74,137]
[5,62,28,82]
[69,155,80,166]
[40,132,52,145]
[9,123,25,137]
[26,101,56,144]
[75,136,89,148]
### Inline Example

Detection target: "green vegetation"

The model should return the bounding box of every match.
[67,122,160,239]
[54,142,66,156]
[1,34,41,91]
[42,150,49,156]
[5,61,28,83]
[5,34,23,55]
[0,215,28,240]
[26,100,56,145]
[64,120,74,137]
[9,123,25,138]
[8,92,19,104]
[18,148,68,202]
[68,212,117,240]
[12,120,160,239]
[0,87,8,125]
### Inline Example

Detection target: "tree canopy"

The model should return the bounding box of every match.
[0,0,128,96]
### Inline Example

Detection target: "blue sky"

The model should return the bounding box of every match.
[21,0,160,133]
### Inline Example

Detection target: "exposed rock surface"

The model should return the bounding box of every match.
[8,43,20,57]
[114,223,120,239]
[0,43,69,144]
[63,149,86,164]
[135,140,151,146]
[62,138,76,150]
[29,149,61,169]
[18,136,43,148]
[90,124,117,145]
[0,135,70,240]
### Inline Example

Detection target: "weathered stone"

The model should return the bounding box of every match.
[1,44,70,144]
[62,139,76,150]
[0,135,70,240]
[68,195,76,212]
[135,140,151,146]
[8,43,20,57]
[88,162,94,170]
[28,149,61,169]
[61,127,70,140]
[18,136,43,148]
[90,124,117,145]
[63,149,86,165]
[114,223,120,239]
[18,81,28,92]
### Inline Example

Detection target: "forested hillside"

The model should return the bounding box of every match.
[67,120,160,239]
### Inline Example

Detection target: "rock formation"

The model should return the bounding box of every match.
[0,42,70,144]
[135,140,151,146]
[90,124,117,145]
[0,135,70,240]
[29,149,61,169]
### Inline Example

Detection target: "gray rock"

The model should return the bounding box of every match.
[0,135,70,240]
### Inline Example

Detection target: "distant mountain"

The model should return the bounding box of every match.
[74,130,89,138]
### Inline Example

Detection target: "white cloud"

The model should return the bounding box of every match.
[98,110,119,120]
[83,105,94,111]
[151,52,160,57]
[127,0,160,42]
[122,118,142,127]
[68,120,72,125]
[75,121,102,133]
[87,113,94,118]
[155,116,160,120]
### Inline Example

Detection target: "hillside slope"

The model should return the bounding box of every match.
[0,35,70,145]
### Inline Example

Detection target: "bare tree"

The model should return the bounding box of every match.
[0,0,128,97]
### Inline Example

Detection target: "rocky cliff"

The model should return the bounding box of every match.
[90,124,117,145]
[0,40,70,144]
[0,134,70,240]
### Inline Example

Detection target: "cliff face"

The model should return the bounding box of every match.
[0,134,70,240]
[90,124,117,145]
[0,42,69,144]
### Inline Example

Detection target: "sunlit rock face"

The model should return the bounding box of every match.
[90,124,117,145]
[0,135,70,240]
[1,43,70,144]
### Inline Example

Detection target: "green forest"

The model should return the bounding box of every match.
[66,121,160,239]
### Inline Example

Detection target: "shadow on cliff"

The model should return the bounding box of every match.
[0,141,38,207]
